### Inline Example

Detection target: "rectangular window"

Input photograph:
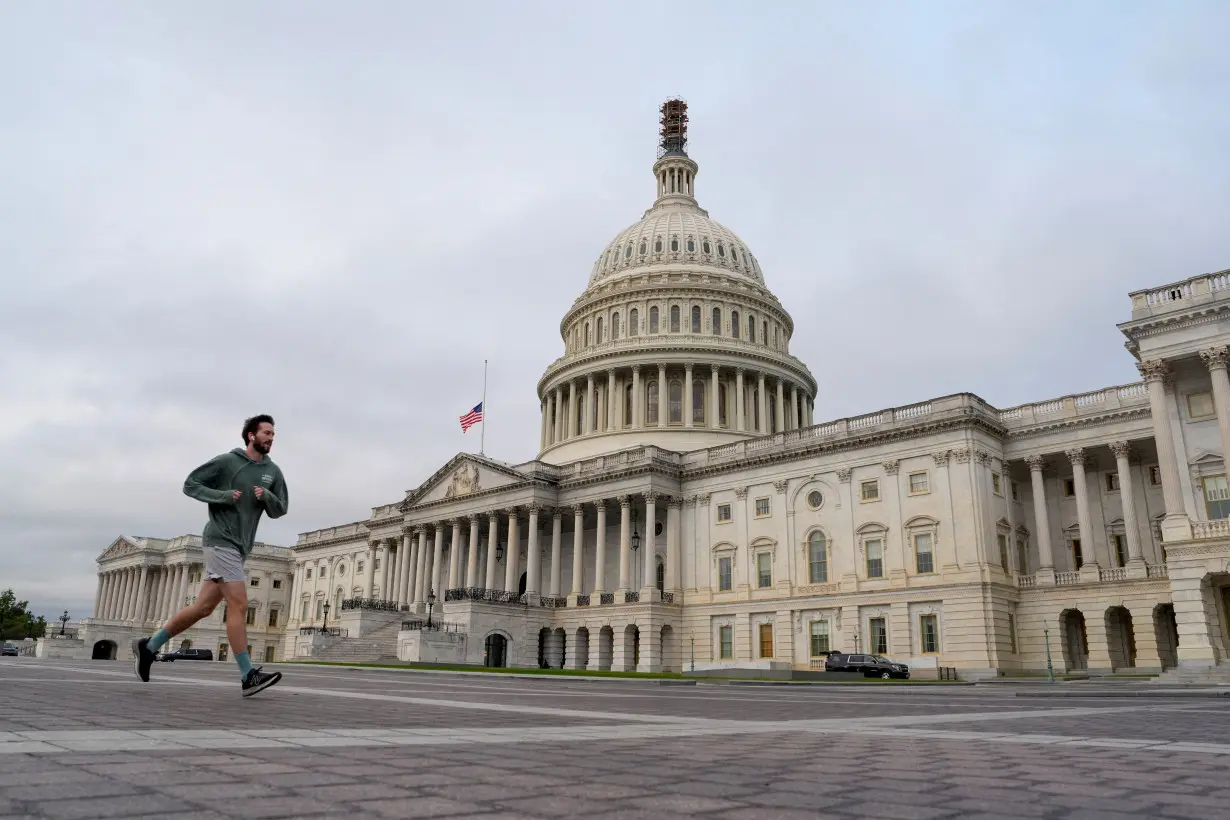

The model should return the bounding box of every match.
[245,607,256,626]
[1008,614,1018,654]
[249,577,260,588]
[718,557,732,591]
[357,561,365,574]
[809,621,831,656]
[908,472,930,494]
[860,480,880,502]
[1064,478,1076,497]
[758,623,774,658]
[992,473,1003,496]
[1188,391,1216,419]
[264,646,276,663]
[920,615,939,654]
[315,600,323,618]
[301,601,309,621]
[1114,534,1128,568]
[1149,466,1161,486]
[997,533,1010,570]
[272,579,283,589]
[374,557,382,570]
[757,552,772,588]
[1203,475,1230,520]
[1011,481,1020,501]
[754,497,771,517]
[809,538,828,583]
[305,568,312,580]
[866,538,884,578]
[914,533,934,574]
[1105,473,1120,492]
[1071,538,1083,570]
[716,503,732,523]
[870,617,888,655]
[267,609,279,628]
[1016,539,1029,575]
[719,625,733,659]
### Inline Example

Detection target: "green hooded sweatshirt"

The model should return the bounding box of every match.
[182,448,288,557]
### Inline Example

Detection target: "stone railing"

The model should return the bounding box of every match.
[575,594,591,606]
[1100,567,1127,582]
[600,593,615,605]
[661,591,676,604]
[1147,564,1169,578]
[1017,574,1037,588]
[340,598,403,613]
[445,587,522,604]
[1192,520,1230,540]
[298,522,368,546]
[997,381,1149,428]
[1130,269,1230,317]
[1055,571,1081,586]
[624,591,640,603]
[539,597,568,608]
[401,620,465,633]
[298,626,347,637]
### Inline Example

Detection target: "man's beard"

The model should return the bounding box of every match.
[254,440,271,454]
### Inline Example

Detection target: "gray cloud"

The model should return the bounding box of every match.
[4,1,1230,618]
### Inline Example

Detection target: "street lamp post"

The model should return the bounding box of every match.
[690,636,695,673]
[1044,624,1055,683]
[427,589,436,630]
[59,611,70,636]
[321,602,331,634]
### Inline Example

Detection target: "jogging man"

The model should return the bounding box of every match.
[133,414,289,697]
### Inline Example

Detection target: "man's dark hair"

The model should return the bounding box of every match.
[242,414,275,445]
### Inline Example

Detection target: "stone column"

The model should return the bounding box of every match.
[118,568,132,620]
[414,528,429,605]
[551,390,561,444]
[504,509,520,594]
[790,385,800,430]
[642,493,658,594]
[632,365,642,428]
[775,379,786,433]
[606,369,617,432]
[364,542,377,597]
[406,532,420,605]
[567,381,577,439]
[706,365,718,429]
[176,564,189,616]
[525,505,542,601]
[684,364,694,428]
[430,525,445,599]
[466,515,480,588]
[550,509,563,597]
[374,546,386,600]
[151,569,166,622]
[97,572,110,619]
[446,519,461,590]
[90,573,103,618]
[736,368,746,431]
[594,502,608,596]
[585,375,595,435]
[1067,448,1100,574]
[1026,455,1056,581]
[114,569,126,620]
[667,497,681,592]
[758,372,768,434]
[1138,359,1191,540]
[1110,441,1146,574]
[486,511,500,589]
[806,397,814,426]
[104,571,117,619]
[569,506,583,596]
[657,363,667,428]
[618,496,632,592]
[392,536,406,604]
[1201,346,1230,472]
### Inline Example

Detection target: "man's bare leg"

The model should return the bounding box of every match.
[133,582,223,682]
[218,580,251,674]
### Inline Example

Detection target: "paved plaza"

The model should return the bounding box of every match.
[2,660,1230,818]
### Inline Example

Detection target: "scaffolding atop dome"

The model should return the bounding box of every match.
[658,98,689,158]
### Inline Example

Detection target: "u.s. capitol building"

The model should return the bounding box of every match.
[82,101,1230,681]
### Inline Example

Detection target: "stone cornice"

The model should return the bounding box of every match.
[1001,407,1152,441]
[1118,301,1230,342]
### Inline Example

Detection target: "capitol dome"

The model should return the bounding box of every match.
[536,100,817,464]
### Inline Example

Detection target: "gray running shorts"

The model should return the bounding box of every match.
[203,542,246,584]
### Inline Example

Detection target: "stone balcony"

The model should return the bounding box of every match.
[1129,269,1230,320]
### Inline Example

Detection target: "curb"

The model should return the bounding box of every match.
[1013,689,1230,699]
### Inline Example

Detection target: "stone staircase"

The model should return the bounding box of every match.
[310,618,403,664]
[1152,664,1230,686]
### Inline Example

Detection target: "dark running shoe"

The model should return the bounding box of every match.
[132,637,154,682]
[241,666,282,698]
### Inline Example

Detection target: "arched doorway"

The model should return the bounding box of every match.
[1105,607,1137,669]
[91,640,117,660]
[1154,603,1179,669]
[598,626,614,671]
[1060,609,1088,671]
[537,627,550,668]
[573,627,590,670]
[621,624,640,671]
[660,625,678,672]
[179,639,192,649]
[484,633,508,667]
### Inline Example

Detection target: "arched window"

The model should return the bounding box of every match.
[630,309,639,336]
[712,307,721,335]
[702,239,711,254]
[612,312,621,340]
[731,310,740,339]
[808,532,829,583]
[719,383,728,427]
[693,378,706,425]
[576,396,584,433]
[624,244,632,259]
[686,238,696,252]
[584,322,591,346]
[691,305,701,333]
[639,240,647,255]
[773,325,779,348]
[718,242,726,258]
[670,236,679,252]
[748,314,755,340]
[625,384,633,428]
[763,320,768,345]
[753,387,760,430]
[647,381,659,424]
[654,237,663,253]
[668,379,683,424]
[656,559,665,593]
[733,248,740,264]
[649,307,659,334]
[596,317,604,343]
[670,305,680,333]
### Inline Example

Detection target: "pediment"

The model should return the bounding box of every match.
[97,536,140,562]
[402,453,527,509]
[1189,450,1224,466]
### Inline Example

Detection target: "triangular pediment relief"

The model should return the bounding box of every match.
[97,535,141,562]
[402,453,528,509]
[1189,450,1224,466]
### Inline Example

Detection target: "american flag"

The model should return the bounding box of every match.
[459,402,484,433]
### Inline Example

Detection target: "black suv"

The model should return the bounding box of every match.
[156,648,213,662]
[825,653,910,679]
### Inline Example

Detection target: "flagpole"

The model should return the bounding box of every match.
[480,359,487,456]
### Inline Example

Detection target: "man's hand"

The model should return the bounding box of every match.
[232,489,242,502]
[254,486,264,500]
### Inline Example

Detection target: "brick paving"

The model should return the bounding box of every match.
[2,659,1230,818]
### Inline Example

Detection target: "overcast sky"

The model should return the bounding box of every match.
[3,2,1230,620]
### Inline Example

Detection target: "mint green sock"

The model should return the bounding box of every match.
[147,628,171,653]
[235,651,253,680]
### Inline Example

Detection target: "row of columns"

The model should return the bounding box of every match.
[94,563,195,624]
[540,365,815,449]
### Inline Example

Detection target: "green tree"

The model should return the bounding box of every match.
[0,589,38,641]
